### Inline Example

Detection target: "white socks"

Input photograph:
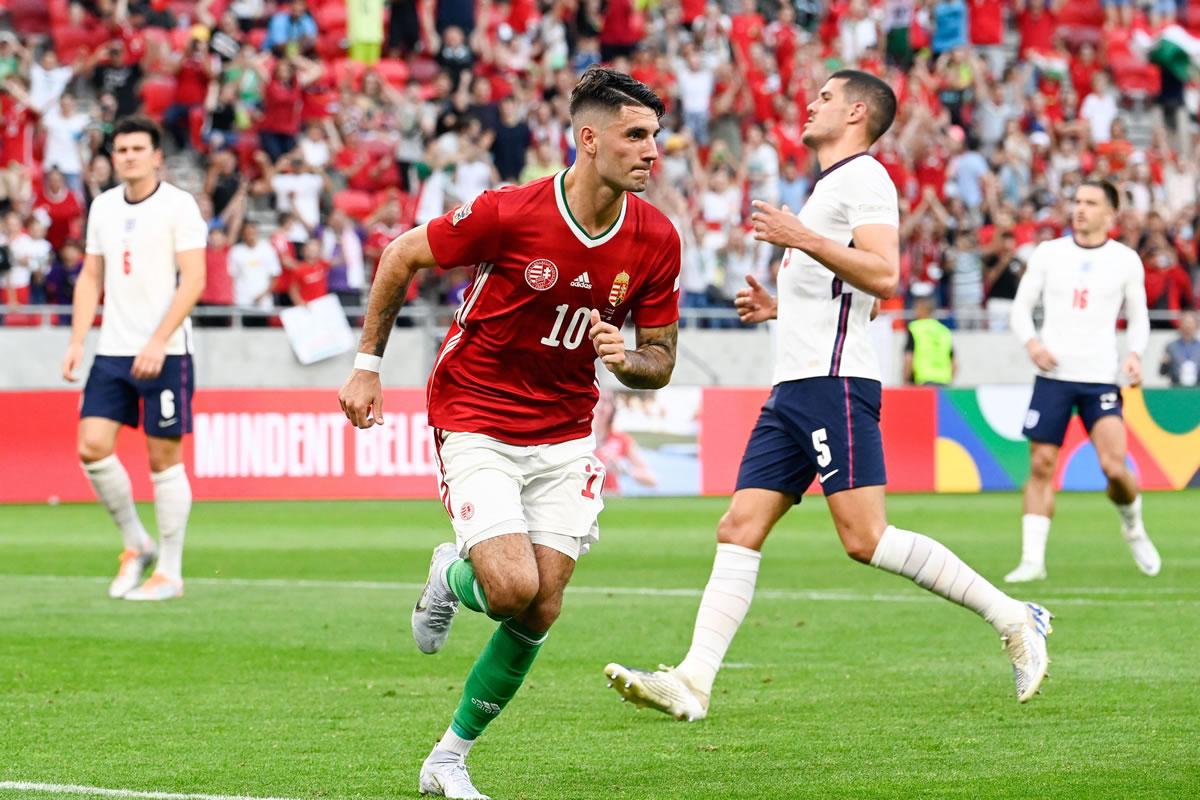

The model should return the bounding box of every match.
[1116,494,1143,533]
[82,455,154,554]
[437,726,475,758]
[870,525,1027,633]
[1019,514,1052,568]
[152,464,192,582]
[676,543,762,696]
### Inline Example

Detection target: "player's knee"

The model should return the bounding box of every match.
[77,435,114,464]
[843,534,879,564]
[838,524,883,564]
[486,573,539,618]
[1098,453,1127,480]
[715,507,766,548]
[148,454,181,474]
[520,596,562,632]
[1030,451,1057,481]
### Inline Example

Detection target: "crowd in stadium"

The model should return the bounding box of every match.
[1,0,1199,328]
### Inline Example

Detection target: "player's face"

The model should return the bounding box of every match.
[112,132,162,184]
[802,79,859,148]
[1071,185,1114,236]
[595,105,660,193]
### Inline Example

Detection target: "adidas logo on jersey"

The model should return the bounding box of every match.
[571,272,593,289]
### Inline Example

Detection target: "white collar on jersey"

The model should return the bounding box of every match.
[553,168,628,249]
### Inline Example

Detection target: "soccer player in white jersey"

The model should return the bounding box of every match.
[61,116,208,601]
[1004,180,1159,583]
[605,70,1053,720]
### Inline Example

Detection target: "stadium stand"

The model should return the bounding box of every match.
[0,0,1197,329]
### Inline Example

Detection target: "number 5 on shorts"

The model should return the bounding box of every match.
[812,428,831,468]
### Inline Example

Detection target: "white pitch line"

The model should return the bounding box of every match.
[2,574,1197,606]
[0,781,299,800]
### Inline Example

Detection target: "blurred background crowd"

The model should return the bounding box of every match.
[1,0,1199,331]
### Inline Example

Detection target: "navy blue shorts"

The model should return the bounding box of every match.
[80,354,195,437]
[735,377,887,503]
[1021,376,1122,446]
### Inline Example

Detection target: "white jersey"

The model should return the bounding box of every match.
[1010,236,1150,384]
[85,182,208,356]
[774,153,899,384]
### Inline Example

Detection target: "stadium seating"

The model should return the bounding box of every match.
[373,59,410,88]
[331,58,367,90]
[6,0,49,35]
[333,189,375,221]
[52,24,100,63]
[139,77,177,121]
[1111,53,1162,98]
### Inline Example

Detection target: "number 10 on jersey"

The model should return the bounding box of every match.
[541,304,591,350]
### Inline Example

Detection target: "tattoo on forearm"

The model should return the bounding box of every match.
[369,291,406,356]
[615,323,678,389]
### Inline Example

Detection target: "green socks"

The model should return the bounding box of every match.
[446,558,490,614]
[450,620,547,740]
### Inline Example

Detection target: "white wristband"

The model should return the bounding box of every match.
[353,353,382,373]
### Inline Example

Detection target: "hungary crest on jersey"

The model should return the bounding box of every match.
[608,271,630,306]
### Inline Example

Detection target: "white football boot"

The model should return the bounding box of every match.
[604,663,709,721]
[124,572,184,601]
[1001,602,1053,703]
[412,543,461,654]
[419,750,491,799]
[1004,561,1047,583]
[109,547,157,598]
[1121,523,1161,577]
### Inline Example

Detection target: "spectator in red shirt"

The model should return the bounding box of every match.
[1143,236,1195,329]
[198,227,236,327]
[289,238,329,305]
[599,0,644,62]
[34,168,82,252]
[729,0,766,65]
[162,36,217,150]
[1015,0,1064,58]
[258,57,322,163]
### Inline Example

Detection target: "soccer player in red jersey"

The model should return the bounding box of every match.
[338,67,681,799]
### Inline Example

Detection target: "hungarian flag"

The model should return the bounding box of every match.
[1133,25,1200,82]
[1028,50,1069,82]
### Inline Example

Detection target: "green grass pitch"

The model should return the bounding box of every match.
[2,492,1198,800]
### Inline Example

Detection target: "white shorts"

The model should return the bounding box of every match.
[432,430,606,561]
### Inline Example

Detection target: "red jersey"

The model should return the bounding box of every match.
[293,259,329,302]
[424,173,682,445]
[34,187,82,251]
[1,95,34,167]
[968,0,1004,45]
[202,245,234,305]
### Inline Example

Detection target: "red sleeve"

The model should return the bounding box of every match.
[425,190,502,269]
[631,223,682,328]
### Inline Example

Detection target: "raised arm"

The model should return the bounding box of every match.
[338,225,441,427]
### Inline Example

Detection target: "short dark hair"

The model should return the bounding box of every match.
[1081,179,1120,210]
[112,115,163,150]
[569,66,665,121]
[830,69,897,144]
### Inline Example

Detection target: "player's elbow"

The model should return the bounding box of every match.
[874,271,900,300]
